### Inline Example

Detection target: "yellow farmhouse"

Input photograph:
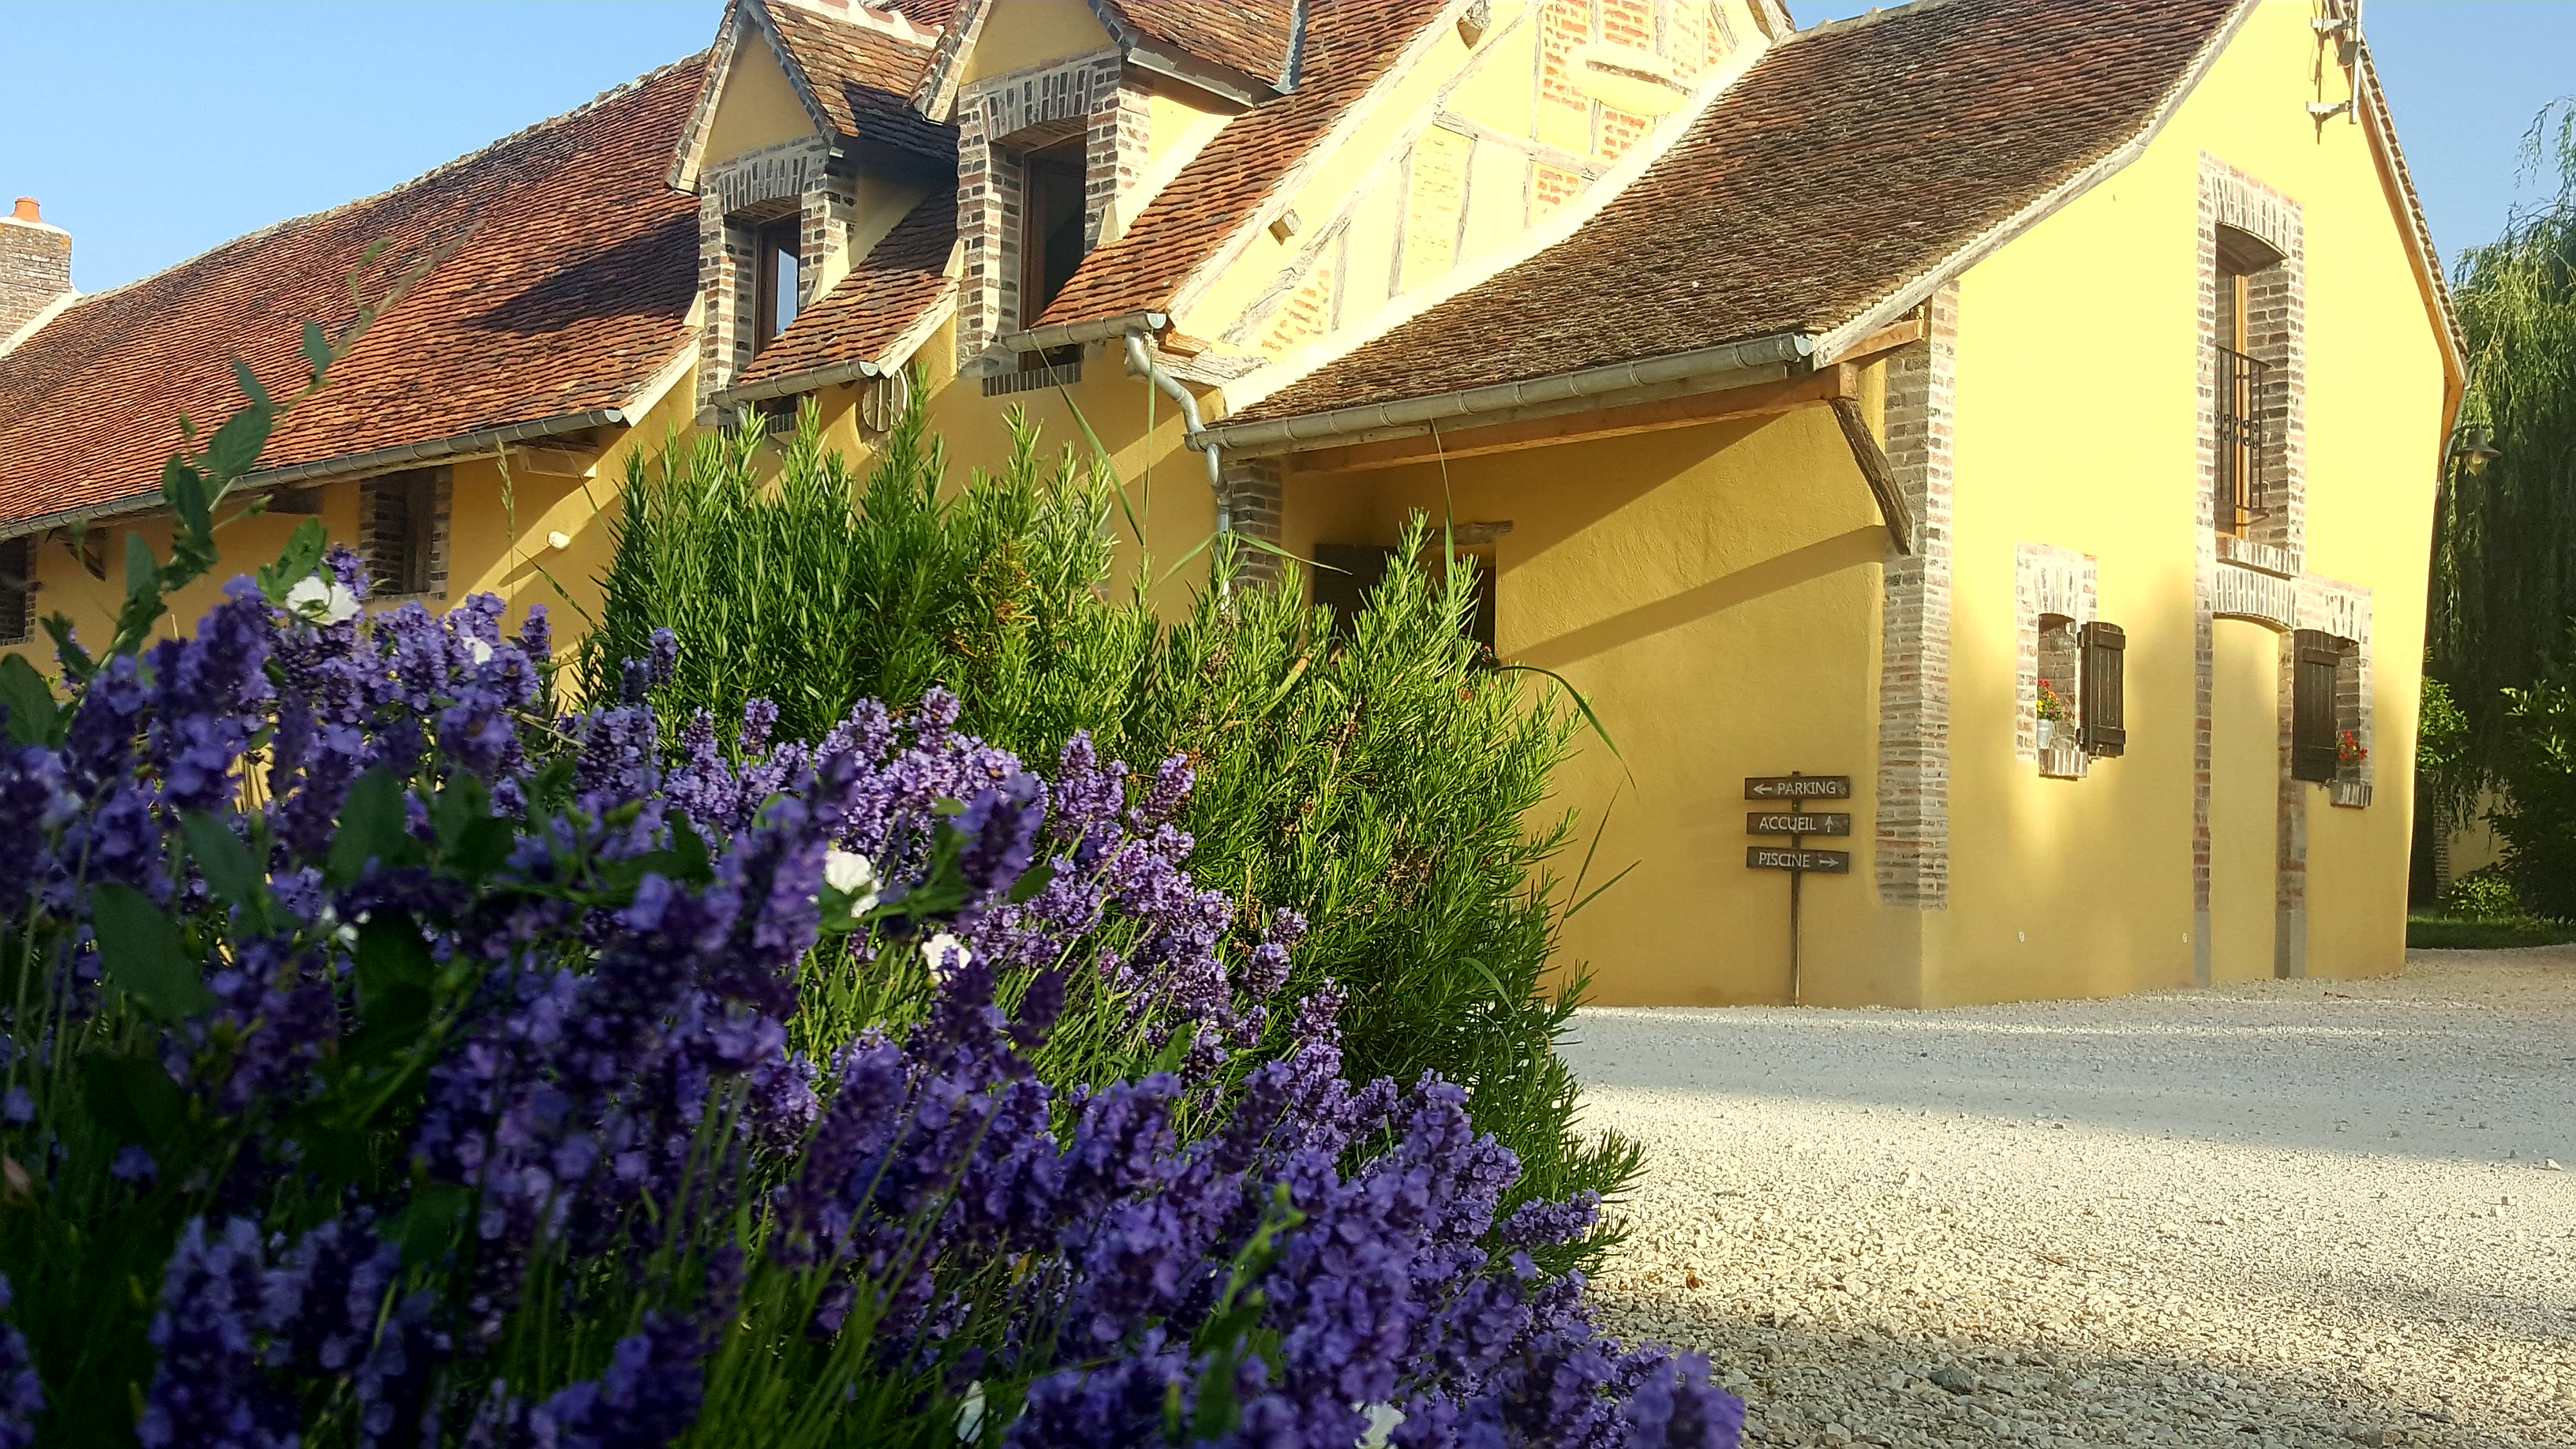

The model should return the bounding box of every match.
[0,0,2460,1006]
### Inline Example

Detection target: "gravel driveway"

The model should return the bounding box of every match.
[1563,949,2576,1449]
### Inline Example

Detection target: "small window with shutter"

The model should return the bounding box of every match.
[1312,541,1496,659]
[2292,629,2344,783]
[1312,544,1397,642]
[361,466,449,600]
[2080,621,2125,758]
[0,536,33,645]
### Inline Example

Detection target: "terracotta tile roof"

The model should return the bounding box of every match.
[0,56,709,534]
[732,193,958,391]
[762,2,956,161]
[1231,0,2240,426]
[1102,0,1301,88]
[1030,0,1451,331]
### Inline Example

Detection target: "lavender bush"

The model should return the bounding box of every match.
[0,532,1740,1446]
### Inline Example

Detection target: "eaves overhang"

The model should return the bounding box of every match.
[1200,331,1817,459]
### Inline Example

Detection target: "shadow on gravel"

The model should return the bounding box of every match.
[1597,1296,2535,1449]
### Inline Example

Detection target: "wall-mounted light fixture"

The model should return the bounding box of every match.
[2451,425,2501,477]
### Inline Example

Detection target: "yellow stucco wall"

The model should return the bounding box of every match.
[959,0,1111,88]
[1275,410,1915,1008]
[1934,0,2443,1000]
[702,34,816,165]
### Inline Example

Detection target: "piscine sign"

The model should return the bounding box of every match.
[1745,846,1852,873]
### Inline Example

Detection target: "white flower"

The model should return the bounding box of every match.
[923,932,971,983]
[466,638,494,665]
[284,575,360,624]
[823,848,880,916]
[546,530,573,552]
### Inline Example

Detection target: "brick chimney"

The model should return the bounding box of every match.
[0,198,73,343]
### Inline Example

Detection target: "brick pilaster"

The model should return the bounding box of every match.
[1875,283,1957,910]
[1220,457,1285,591]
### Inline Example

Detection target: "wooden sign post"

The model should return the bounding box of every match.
[1743,773,1852,1004]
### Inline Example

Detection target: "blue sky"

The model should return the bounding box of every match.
[8,1,2572,296]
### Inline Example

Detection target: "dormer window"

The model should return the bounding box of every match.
[1018,139,1088,325]
[754,216,802,353]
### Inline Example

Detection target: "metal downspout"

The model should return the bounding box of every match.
[1122,331,1234,594]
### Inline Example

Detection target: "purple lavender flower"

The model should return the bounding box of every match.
[8,572,1741,1449]
[0,1278,40,1449]
[137,1218,298,1449]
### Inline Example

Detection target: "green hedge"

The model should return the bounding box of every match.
[589,399,1639,1228]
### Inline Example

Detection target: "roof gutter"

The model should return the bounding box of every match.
[0,403,632,544]
[720,356,896,407]
[1201,331,1817,457]
[1003,309,1167,357]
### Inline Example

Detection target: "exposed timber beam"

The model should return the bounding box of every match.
[1829,395,1915,556]
[1285,365,1858,477]
[1819,313,1927,367]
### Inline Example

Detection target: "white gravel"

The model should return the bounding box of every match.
[1562,949,2576,1448]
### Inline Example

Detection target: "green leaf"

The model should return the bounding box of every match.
[0,654,60,748]
[353,912,435,1014]
[161,454,213,542]
[328,769,416,886]
[391,1181,474,1266]
[181,812,265,910]
[40,614,94,683]
[201,396,276,482]
[123,531,160,603]
[667,814,713,884]
[89,884,217,1020]
[1005,859,1055,905]
[445,818,516,884]
[77,1052,189,1151]
[230,358,272,411]
[255,519,328,603]
[301,323,335,382]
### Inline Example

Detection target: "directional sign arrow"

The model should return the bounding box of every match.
[1744,775,1853,801]
[1746,847,1852,874]
[1747,811,1852,837]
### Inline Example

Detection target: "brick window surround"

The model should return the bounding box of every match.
[359,466,451,602]
[2196,155,2306,575]
[2293,580,2372,810]
[2014,542,2098,780]
[694,135,860,417]
[953,51,1150,367]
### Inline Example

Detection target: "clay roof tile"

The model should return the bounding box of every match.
[1031,0,1451,331]
[732,192,957,391]
[1233,0,2241,425]
[0,56,712,532]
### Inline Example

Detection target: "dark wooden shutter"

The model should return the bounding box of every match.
[2293,629,2342,783]
[1466,555,1497,659]
[2080,620,2126,758]
[0,536,31,643]
[1312,545,1396,640]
